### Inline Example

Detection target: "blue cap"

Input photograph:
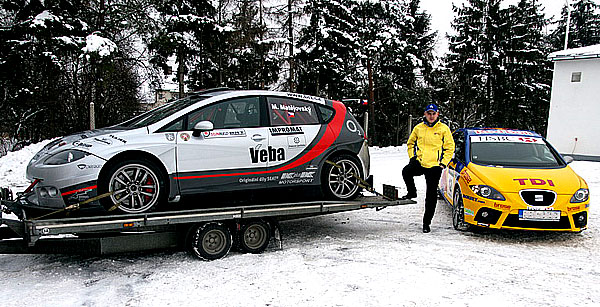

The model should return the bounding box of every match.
[425,103,438,112]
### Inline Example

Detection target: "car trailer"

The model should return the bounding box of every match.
[0,191,414,260]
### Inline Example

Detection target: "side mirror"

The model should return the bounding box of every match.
[192,121,214,137]
[563,155,574,164]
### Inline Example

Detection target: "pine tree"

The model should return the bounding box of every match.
[499,0,552,133]
[295,0,361,99]
[224,0,280,89]
[1,0,147,141]
[443,0,503,129]
[147,0,217,95]
[550,0,600,50]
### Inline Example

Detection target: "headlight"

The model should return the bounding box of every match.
[570,188,589,203]
[44,150,89,165]
[469,185,505,201]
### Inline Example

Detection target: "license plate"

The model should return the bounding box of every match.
[519,210,561,221]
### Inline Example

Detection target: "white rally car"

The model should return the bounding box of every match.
[24,90,370,214]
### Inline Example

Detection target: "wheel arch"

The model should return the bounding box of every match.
[321,149,364,176]
[99,150,171,194]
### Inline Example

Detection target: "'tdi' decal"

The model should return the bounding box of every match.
[513,178,555,186]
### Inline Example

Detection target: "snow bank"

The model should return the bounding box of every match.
[0,144,599,307]
[0,140,51,190]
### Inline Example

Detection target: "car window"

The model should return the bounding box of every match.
[317,104,335,123]
[454,131,465,162]
[469,136,563,168]
[187,96,260,130]
[267,97,319,126]
[160,118,184,132]
[118,95,209,129]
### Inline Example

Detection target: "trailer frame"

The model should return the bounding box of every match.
[1,195,414,259]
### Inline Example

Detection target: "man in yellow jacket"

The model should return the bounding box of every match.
[401,103,455,233]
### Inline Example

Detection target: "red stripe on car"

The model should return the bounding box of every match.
[61,185,98,196]
[174,100,347,180]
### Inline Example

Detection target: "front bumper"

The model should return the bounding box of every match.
[463,197,589,232]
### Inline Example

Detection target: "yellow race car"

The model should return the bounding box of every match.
[439,128,589,232]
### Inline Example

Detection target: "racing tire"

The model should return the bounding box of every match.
[452,186,471,232]
[187,222,232,260]
[238,220,271,254]
[322,154,363,201]
[99,159,166,214]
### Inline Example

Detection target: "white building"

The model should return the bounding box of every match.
[546,44,600,161]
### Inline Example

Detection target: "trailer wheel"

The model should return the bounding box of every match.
[238,220,270,254]
[188,223,232,260]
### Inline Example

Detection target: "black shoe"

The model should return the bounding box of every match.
[399,194,416,200]
[423,225,431,233]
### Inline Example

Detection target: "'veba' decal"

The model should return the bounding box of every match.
[249,146,285,163]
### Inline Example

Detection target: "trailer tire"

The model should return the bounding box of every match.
[238,220,270,254]
[187,222,232,260]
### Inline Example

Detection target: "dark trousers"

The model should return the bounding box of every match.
[402,159,443,226]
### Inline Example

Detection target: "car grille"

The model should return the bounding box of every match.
[502,214,572,229]
[519,189,556,206]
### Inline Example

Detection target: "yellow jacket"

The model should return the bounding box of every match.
[407,120,455,168]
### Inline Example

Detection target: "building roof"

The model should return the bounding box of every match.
[548,44,600,61]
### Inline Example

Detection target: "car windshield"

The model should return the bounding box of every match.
[470,135,563,168]
[115,95,210,129]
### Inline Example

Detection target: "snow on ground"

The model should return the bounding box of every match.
[1,144,599,307]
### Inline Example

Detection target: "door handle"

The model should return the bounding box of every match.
[251,134,266,142]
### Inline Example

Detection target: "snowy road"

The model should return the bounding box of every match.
[1,145,599,306]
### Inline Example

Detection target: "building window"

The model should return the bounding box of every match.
[571,72,582,83]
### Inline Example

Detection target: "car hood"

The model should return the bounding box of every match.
[466,163,584,195]
[29,128,128,164]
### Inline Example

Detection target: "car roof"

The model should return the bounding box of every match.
[461,128,542,138]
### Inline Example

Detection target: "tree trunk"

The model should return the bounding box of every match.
[288,0,294,92]
[177,46,185,98]
[367,58,375,146]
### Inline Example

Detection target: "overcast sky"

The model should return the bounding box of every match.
[420,0,572,55]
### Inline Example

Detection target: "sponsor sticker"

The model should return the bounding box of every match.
[473,129,535,136]
[286,92,325,103]
[463,194,485,203]
[470,135,542,143]
[288,135,306,148]
[165,133,175,141]
[464,208,474,216]
[306,165,318,171]
[94,137,112,145]
[109,135,127,143]
[180,133,190,141]
[73,141,92,148]
[280,172,315,180]
[249,146,285,163]
[346,120,362,137]
[526,206,556,211]
[493,203,511,210]
[461,170,472,184]
[269,126,303,135]
[201,129,246,139]
[271,103,313,115]
[568,206,582,212]
[513,178,555,186]
[77,164,102,170]
[239,176,279,184]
